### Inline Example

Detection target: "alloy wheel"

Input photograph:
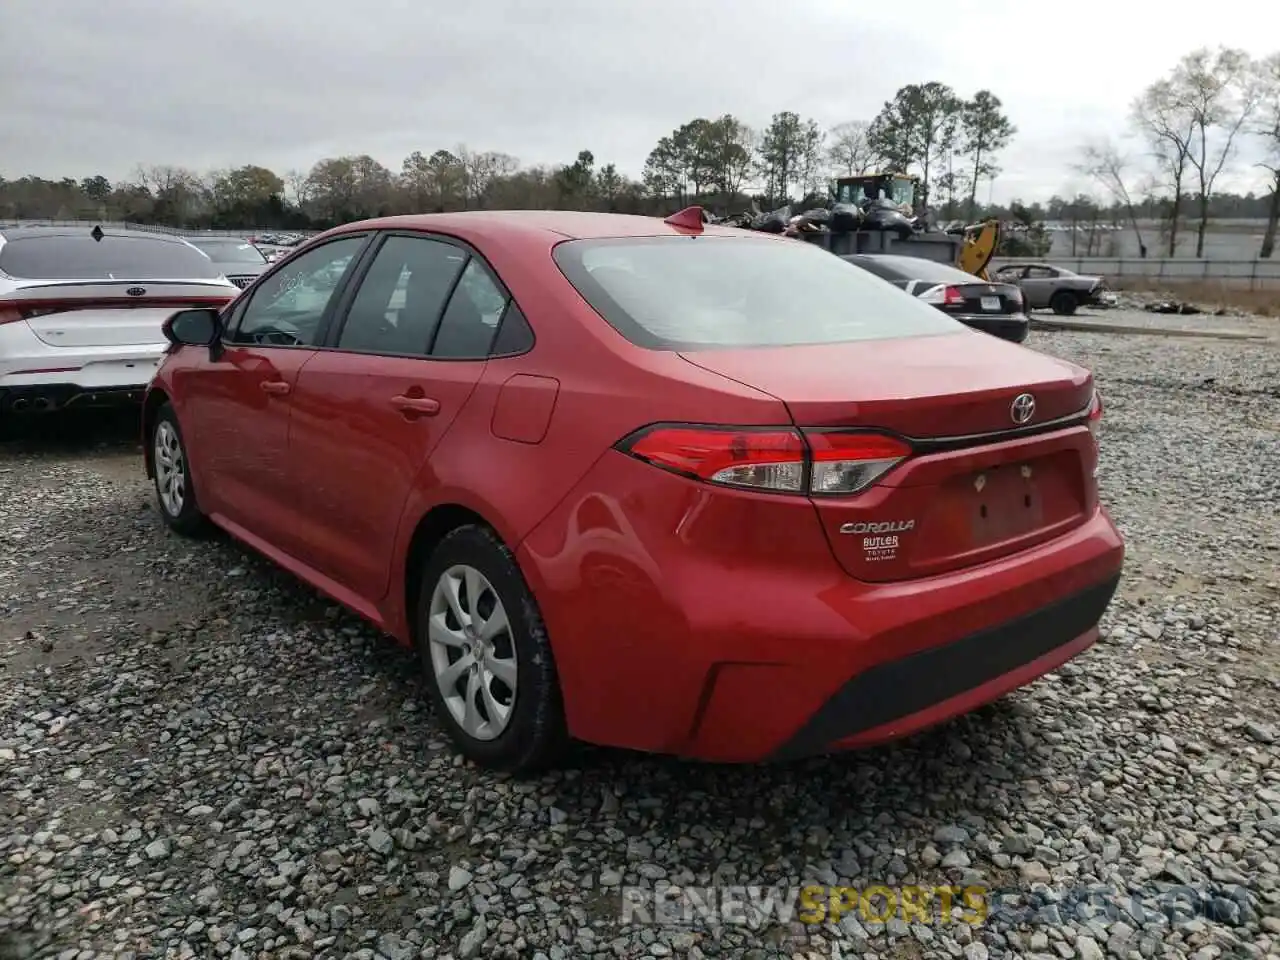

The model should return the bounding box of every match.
[427,564,518,741]
[154,421,186,517]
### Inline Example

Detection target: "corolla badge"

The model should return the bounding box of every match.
[839,520,915,535]
[1010,392,1036,424]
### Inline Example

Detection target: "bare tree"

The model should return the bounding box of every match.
[1174,47,1260,257]
[456,147,519,208]
[1078,140,1149,257]
[1132,79,1196,255]
[284,169,310,206]
[797,120,828,199]
[131,165,206,224]
[827,121,875,176]
[1253,52,1280,258]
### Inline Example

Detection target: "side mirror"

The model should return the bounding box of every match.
[163,308,221,347]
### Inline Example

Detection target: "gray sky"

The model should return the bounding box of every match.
[3,0,1277,204]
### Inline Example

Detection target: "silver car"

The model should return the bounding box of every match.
[991,263,1111,316]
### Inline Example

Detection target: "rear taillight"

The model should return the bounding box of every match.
[1086,389,1102,440]
[806,431,914,495]
[618,425,912,496]
[919,285,964,307]
[1086,389,1103,475]
[0,308,22,325]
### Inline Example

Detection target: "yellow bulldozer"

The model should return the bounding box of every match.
[831,173,1002,280]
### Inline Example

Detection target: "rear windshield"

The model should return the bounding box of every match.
[187,239,267,264]
[553,235,960,350]
[0,235,223,281]
[846,255,977,285]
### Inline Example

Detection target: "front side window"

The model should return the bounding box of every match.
[554,235,960,351]
[232,236,366,346]
[336,236,467,356]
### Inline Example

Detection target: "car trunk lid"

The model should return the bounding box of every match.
[0,281,237,347]
[679,331,1090,437]
[679,331,1098,582]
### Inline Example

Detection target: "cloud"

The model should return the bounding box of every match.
[2,0,1276,202]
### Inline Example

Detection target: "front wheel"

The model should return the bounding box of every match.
[416,525,568,773]
[1050,290,1079,316]
[151,403,210,537]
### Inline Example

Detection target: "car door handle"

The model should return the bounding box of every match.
[260,380,291,395]
[391,395,440,416]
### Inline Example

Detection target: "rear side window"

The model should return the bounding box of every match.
[337,235,466,356]
[0,235,223,280]
[431,259,507,358]
[843,257,904,281]
[859,256,978,285]
[553,236,960,350]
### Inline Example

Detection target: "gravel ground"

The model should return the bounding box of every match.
[2,312,1278,960]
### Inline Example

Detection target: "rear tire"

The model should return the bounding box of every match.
[1050,290,1079,316]
[416,525,569,773]
[151,403,211,537]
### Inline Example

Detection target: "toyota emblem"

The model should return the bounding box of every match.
[1010,393,1036,425]
[125,286,146,297]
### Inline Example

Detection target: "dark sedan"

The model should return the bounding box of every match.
[842,254,1029,343]
[184,237,270,290]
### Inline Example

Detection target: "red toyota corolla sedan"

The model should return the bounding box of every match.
[143,208,1123,772]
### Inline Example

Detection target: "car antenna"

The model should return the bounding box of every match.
[664,206,707,234]
[91,225,104,242]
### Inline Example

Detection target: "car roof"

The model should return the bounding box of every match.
[324,210,758,243]
[0,226,194,244]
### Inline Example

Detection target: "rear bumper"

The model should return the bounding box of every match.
[770,573,1117,759]
[519,451,1125,763]
[0,324,165,404]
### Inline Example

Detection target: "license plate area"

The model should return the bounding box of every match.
[968,463,1044,544]
[980,296,1001,312]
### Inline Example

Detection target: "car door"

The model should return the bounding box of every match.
[285,232,513,602]
[174,234,371,546]
[1020,266,1058,309]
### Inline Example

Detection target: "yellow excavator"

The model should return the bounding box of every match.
[831,173,1002,280]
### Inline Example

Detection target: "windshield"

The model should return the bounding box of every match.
[885,178,915,206]
[188,239,267,264]
[553,235,961,350]
[835,177,915,207]
[0,235,224,280]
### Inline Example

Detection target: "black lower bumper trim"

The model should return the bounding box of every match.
[772,572,1121,760]
[1,384,146,412]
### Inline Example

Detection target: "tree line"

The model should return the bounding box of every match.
[1078,47,1280,258]
[0,81,1020,232]
[1,55,1278,259]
